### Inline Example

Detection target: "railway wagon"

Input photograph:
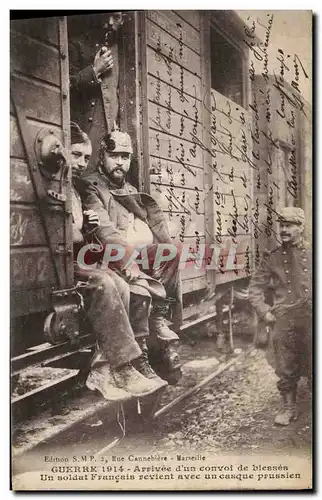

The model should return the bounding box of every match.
[10,11,311,425]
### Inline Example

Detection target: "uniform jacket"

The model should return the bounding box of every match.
[79,171,172,254]
[78,171,183,327]
[249,241,312,319]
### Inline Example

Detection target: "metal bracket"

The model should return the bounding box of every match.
[35,128,67,177]
[47,189,67,202]
[44,287,83,346]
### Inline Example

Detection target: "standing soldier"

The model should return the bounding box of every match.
[249,207,312,426]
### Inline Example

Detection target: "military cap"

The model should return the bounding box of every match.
[101,130,133,154]
[277,206,305,225]
[70,122,90,145]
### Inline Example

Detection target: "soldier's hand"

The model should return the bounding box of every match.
[93,47,113,78]
[263,311,276,324]
[123,263,141,282]
[83,210,100,227]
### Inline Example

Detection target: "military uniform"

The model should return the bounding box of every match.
[79,173,182,329]
[249,207,312,425]
[73,186,142,370]
[70,123,167,401]
[78,130,182,384]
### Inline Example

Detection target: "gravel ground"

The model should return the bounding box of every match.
[12,343,312,482]
[13,340,312,462]
[150,348,312,455]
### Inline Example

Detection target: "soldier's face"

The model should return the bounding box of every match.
[280,221,304,244]
[70,142,92,180]
[103,151,131,185]
[104,12,123,32]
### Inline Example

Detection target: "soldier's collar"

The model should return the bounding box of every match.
[282,238,305,249]
[293,237,305,248]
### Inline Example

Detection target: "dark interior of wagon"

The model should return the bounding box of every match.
[210,27,244,107]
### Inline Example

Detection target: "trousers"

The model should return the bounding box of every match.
[268,305,312,394]
[120,244,181,324]
[74,263,141,369]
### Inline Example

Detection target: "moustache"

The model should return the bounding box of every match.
[281,233,291,237]
[111,167,126,175]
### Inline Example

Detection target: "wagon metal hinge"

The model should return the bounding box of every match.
[47,189,67,203]
[44,287,83,346]
[53,246,73,256]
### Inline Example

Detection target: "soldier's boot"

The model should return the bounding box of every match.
[216,332,231,353]
[130,295,168,390]
[132,338,168,389]
[148,341,182,386]
[86,364,131,402]
[113,363,166,397]
[149,300,179,344]
[274,389,298,426]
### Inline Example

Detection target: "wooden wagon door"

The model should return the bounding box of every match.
[133,10,208,295]
[10,16,72,319]
[207,16,254,287]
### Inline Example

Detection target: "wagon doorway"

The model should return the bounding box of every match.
[67,12,141,187]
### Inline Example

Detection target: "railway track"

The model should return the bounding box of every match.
[12,341,252,477]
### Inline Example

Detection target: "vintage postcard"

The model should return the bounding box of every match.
[10,10,312,491]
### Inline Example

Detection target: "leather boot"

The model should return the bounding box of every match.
[132,338,168,389]
[86,364,131,402]
[274,389,298,426]
[130,296,168,390]
[113,363,165,397]
[130,295,151,339]
[149,343,182,386]
[217,332,230,353]
[149,300,179,343]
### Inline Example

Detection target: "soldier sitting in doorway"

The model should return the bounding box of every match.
[249,207,312,426]
[70,122,167,402]
[77,128,183,383]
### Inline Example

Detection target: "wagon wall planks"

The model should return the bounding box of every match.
[210,88,254,284]
[10,16,72,317]
[144,10,206,289]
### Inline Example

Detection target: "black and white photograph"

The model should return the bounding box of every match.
[9,9,312,490]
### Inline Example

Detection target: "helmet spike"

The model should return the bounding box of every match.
[112,121,119,132]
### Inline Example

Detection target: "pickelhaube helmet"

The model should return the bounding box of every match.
[101,126,133,154]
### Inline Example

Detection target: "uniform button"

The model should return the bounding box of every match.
[282,251,287,255]
[288,290,292,294]
[285,270,289,274]
[305,288,309,292]
[91,80,94,84]
[88,117,93,122]
[304,268,307,272]
[287,280,291,284]
[284,259,288,263]
[91,101,95,106]
[303,258,307,262]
